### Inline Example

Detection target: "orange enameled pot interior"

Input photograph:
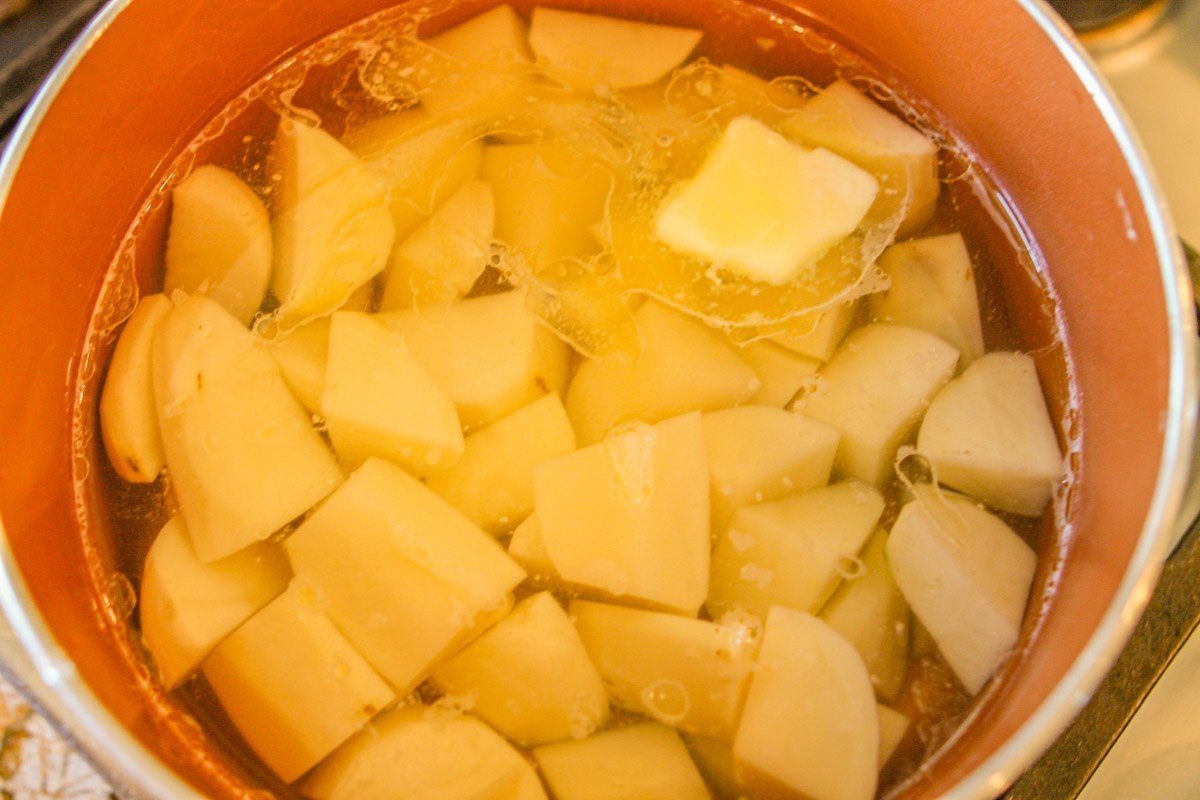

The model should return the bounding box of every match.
[0,0,1176,797]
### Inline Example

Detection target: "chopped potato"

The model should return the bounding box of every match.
[878,705,911,768]
[566,300,760,445]
[426,4,532,63]
[734,608,878,800]
[164,166,271,324]
[284,459,525,692]
[655,116,878,286]
[203,582,395,783]
[534,412,710,615]
[528,8,701,89]
[152,295,343,562]
[507,514,557,579]
[432,592,608,746]
[571,600,757,739]
[702,405,840,529]
[534,722,710,800]
[887,486,1037,693]
[708,481,884,620]
[140,516,289,688]
[736,339,820,407]
[820,530,911,702]
[766,301,859,362]
[322,312,463,475]
[254,315,329,413]
[100,294,172,483]
[302,704,546,800]
[797,323,959,485]
[918,351,1062,516]
[427,394,576,533]
[871,233,984,361]
[379,291,570,430]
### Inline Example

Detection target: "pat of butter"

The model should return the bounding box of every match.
[654,115,878,285]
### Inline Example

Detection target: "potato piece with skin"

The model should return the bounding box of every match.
[571,600,757,739]
[702,406,840,529]
[767,300,858,363]
[528,8,702,89]
[164,166,270,325]
[302,704,547,800]
[782,79,940,236]
[820,529,911,702]
[566,300,760,445]
[534,722,710,800]
[535,412,710,615]
[734,608,878,800]
[887,487,1036,694]
[797,323,959,486]
[432,592,608,746]
[153,295,343,562]
[427,394,575,534]
[203,582,395,783]
[284,459,524,693]
[381,179,494,311]
[878,705,911,769]
[345,110,484,243]
[254,316,329,413]
[655,116,878,286]
[871,233,985,361]
[708,481,884,621]
[735,339,820,407]
[140,516,289,688]
[321,312,463,476]
[918,351,1062,516]
[271,119,395,328]
[483,142,611,265]
[100,294,172,483]
[379,291,569,431]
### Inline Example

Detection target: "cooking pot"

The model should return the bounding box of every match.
[0,0,1193,798]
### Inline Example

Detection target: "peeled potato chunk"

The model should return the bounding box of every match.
[736,339,820,407]
[284,458,525,692]
[820,529,910,702]
[734,608,879,800]
[432,592,608,746]
[528,8,702,89]
[483,141,611,264]
[203,582,395,783]
[918,351,1062,516]
[322,312,463,475]
[655,116,878,286]
[427,394,576,533]
[571,600,758,739]
[153,294,343,562]
[887,487,1036,693]
[798,323,959,486]
[535,412,710,615]
[871,233,984,361]
[421,5,534,117]
[163,165,271,324]
[782,79,940,235]
[381,179,495,311]
[380,291,570,430]
[877,705,911,768]
[302,704,547,800]
[271,119,395,327]
[427,4,531,62]
[767,301,859,362]
[100,293,172,483]
[140,516,289,688]
[534,722,710,800]
[683,734,743,799]
[254,316,329,413]
[345,110,485,242]
[507,514,557,578]
[708,481,884,621]
[566,300,760,445]
[702,405,840,529]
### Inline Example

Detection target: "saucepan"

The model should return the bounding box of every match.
[0,0,1193,798]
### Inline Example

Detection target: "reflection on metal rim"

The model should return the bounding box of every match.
[0,1,1194,799]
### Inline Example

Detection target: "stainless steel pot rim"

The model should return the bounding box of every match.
[0,1,1193,799]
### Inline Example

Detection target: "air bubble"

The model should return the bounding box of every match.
[835,554,866,581]
[640,678,691,725]
[103,573,137,620]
